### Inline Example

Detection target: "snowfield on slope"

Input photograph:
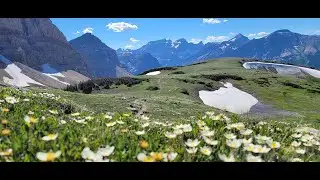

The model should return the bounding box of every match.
[41,64,70,85]
[0,55,44,87]
[199,82,258,114]
[243,62,320,78]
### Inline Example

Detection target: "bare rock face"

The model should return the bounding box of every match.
[0,18,89,76]
[70,33,121,78]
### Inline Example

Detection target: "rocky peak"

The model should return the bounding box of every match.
[69,33,120,78]
[175,38,188,44]
[229,33,249,42]
[0,18,68,43]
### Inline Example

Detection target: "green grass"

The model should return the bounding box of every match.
[0,87,319,162]
[45,58,320,126]
[2,57,318,162]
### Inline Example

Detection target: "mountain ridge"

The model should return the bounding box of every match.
[0,18,89,76]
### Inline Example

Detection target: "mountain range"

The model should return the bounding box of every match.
[133,30,320,68]
[134,38,204,66]
[0,18,320,89]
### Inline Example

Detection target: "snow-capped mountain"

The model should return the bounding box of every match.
[224,30,320,67]
[135,38,204,66]
[187,34,250,64]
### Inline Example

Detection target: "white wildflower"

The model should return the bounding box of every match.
[218,153,235,162]
[200,146,212,156]
[185,139,200,148]
[186,147,198,154]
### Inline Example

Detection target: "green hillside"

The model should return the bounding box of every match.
[1,58,319,162]
[57,58,320,125]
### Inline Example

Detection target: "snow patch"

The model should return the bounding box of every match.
[243,62,320,78]
[199,82,258,114]
[41,64,65,77]
[171,41,181,48]
[145,71,161,76]
[0,55,44,87]
[41,64,69,85]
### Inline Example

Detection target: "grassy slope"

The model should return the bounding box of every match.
[1,87,319,162]
[1,58,320,162]
[44,58,320,126]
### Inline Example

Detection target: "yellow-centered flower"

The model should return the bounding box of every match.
[36,151,61,162]
[0,149,12,156]
[139,140,149,149]
[1,129,11,135]
[1,119,8,125]
[42,134,58,141]
[2,108,9,113]
[150,152,163,161]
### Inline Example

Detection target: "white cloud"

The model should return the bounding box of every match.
[257,32,269,36]
[189,35,230,44]
[203,18,221,24]
[130,38,140,43]
[247,32,269,39]
[203,18,228,24]
[73,31,80,35]
[106,22,138,32]
[83,27,94,34]
[189,38,202,44]
[229,32,236,36]
[205,36,229,43]
[124,45,134,49]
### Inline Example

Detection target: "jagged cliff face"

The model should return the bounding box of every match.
[0,18,89,76]
[70,33,120,78]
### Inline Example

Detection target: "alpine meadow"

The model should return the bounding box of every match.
[0,18,319,162]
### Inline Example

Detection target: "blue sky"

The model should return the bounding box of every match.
[51,18,320,50]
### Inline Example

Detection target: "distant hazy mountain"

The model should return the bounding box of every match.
[187,34,250,64]
[0,18,89,76]
[70,33,122,78]
[136,30,320,68]
[224,30,320,67]
[135,38,204,66]
[117,49,161,75]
